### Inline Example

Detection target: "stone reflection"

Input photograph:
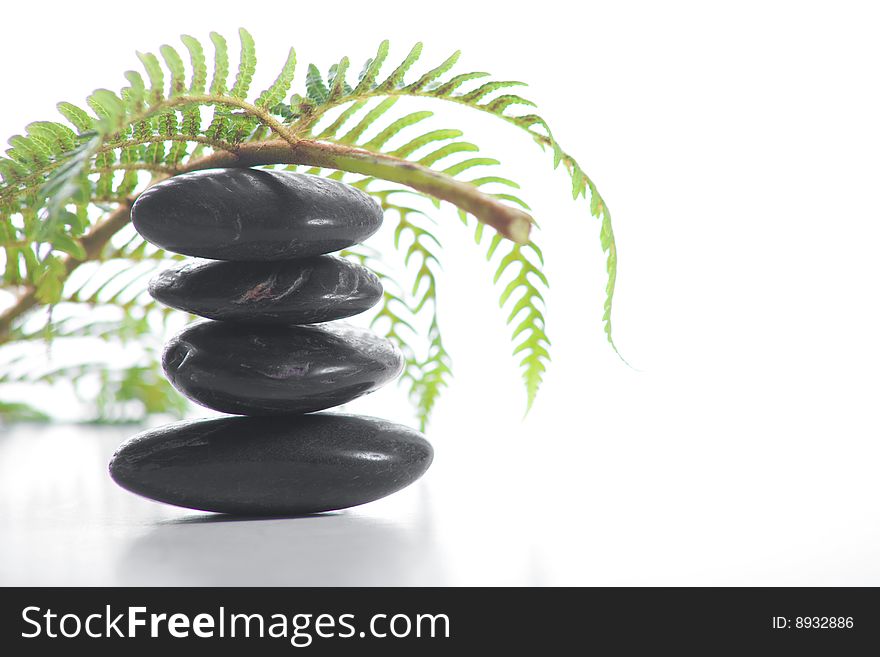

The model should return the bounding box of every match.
[116,488,446,586]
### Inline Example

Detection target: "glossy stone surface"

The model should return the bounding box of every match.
[149,256,382,324]
[109,414,433,515]
[163,321,404,415]
[131,168,383,260]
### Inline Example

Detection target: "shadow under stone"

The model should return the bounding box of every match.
[157,511,343,525]
[115,489,446,586]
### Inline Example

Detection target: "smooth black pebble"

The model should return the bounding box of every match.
[149,255,382,324]
[109,414,433,515]
[131,168,383,260]
[163,321,404,415]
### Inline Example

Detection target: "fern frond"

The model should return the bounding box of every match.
[229,28,257,99]
[256,48,296,108]
[56,102,95,133]
[160,45,186,96]
[287,41,620,352]
[181,35,207,93]
[362,111,433,151]
[327,57,351,100]
[366,188,453,429]
[339,97,398,144]
[492,241,550,409]
[305,64,329,104]
[136,52,165,104]
[354,40,390,93]
[208,32,229,95]
[378,42,423,91]
[1,32,620,425]
[406,50,460,92]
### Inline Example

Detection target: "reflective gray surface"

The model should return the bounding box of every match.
[3,414,880,586]
[0,423,447,586]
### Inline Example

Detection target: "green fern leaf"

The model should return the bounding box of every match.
[56,102,95,134]
[441,157,499,176]
[492,242,550,409]
[354,40,390,93]
[122,71,146,111]
[34,255,66,303]
[469,175,521,189]
[136,52,164,104]
[37,134,101,238]
[484,94,537,114]
[338,97,397,144]
[52,233,86,260]
[316,100,367,139]
[459,80,526,104]
[327,57,351,100]
[229,28,256,99]
[305,64,329,104]
[0,157,26,183]
[377,42,423,90]
[433,71,489,95]
[256,47,297,108]
[390,128,463,158]
[418,142,479,167]
[209,32,229,95]
[86,89,126,131]
[26,122,76,154]
[362,111,433,151]
[160,44,186,96]
[406,50,460,92]
[181,35,207,93]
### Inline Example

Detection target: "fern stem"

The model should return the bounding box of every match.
[130,95,532,240]
[189,139,533,243]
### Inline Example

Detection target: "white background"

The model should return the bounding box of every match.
[1,0,879,585]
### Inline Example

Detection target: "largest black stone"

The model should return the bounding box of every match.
[109,414,433,515]
[163,321,404,415]
[131,168,383,260]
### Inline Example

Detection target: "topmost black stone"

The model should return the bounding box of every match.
[131,168,383,261]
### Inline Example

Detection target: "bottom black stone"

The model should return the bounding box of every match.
[109,414,433,515]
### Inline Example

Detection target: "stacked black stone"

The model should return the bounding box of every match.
[108,168,433,516]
